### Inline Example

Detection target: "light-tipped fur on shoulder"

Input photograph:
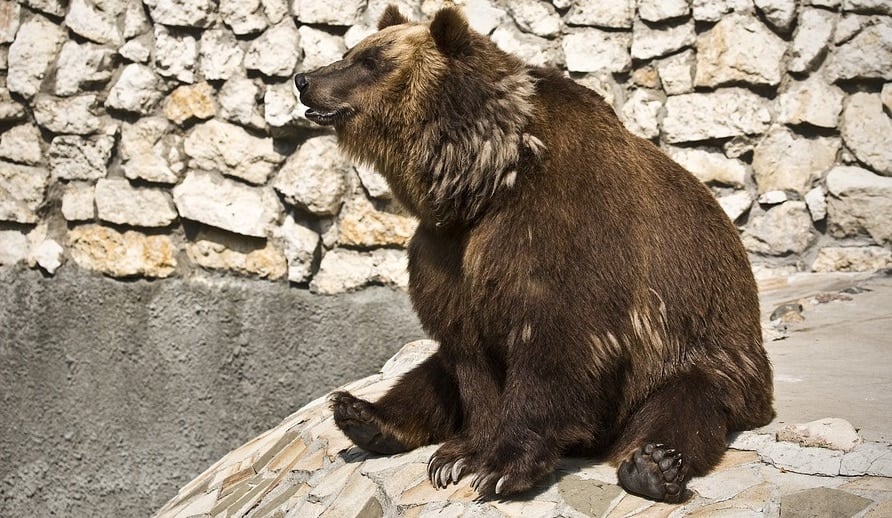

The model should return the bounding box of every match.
[338,8,540,227]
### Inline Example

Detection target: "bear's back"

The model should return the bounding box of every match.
[480,68,762,356]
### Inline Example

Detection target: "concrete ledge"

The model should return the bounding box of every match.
[0,268,422,516]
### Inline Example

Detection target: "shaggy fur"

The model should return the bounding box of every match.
[295,5,774,502]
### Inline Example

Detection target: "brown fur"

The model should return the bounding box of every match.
[296,6,774,502]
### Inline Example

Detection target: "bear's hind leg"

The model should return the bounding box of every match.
[611,369,730,503]
[331,352,461,454]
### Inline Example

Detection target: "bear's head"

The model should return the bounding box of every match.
[294,5,539,227]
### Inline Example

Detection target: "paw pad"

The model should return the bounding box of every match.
[618,443,688,503]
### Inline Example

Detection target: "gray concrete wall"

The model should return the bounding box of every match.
[0,268,423,517]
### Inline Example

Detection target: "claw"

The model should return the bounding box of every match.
[495,476,507,495]
[428,458,436,482]
[473,473,495,493]
[439,465,450,488]
[452,458,466,482]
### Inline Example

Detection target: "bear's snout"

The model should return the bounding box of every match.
[294,74,309,93]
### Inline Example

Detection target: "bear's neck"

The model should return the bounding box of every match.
[422,69,536,227]
[345,68,539,229]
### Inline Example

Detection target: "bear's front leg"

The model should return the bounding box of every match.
[467,390,576,497]
[426,355,504,489]
[470,426,563,496]
[331,353,461,453]
[330,392,411,454]
[468,340,598,497]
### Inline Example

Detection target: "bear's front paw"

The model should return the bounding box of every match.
[329,391,408,455]
[618,443,689,503]
[428,438,480,489]
[470,436,557,497]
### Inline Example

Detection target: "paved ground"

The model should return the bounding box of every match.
[155,272,892,517]
[759,272,892,443]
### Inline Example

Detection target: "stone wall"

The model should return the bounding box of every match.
[1,0,891,289]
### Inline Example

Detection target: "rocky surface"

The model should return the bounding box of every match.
[6,14,64,99]
[310,248,409,295]
[119,117,184,184]
[0,161,49,223]
[812,246,892,272]
[778,76,844,128]
[173,171,282,238]
[842,92,892,176]
[278,214,321,283]
[156,323,892,517]
[0,123,43,165]
[94,177,178,228]
[743,201,817,256]
[54,41,116,97]
[186,227,288,280]
[68,224,177,278]
[563,29,631,73]
[663,88,772,142]
[48,132,116,181]
[0,0,888,294]
[826,166,892,244]
[34,94,104,135]
[105,64,165,114]
[826,20,892,82]
[752,126,840,194]
[165,82,217,125]
[715,193,752,224]
[184,119,285,185]
[789,8,836,73]
[666,147,747,187]
[630,19,695,61]
[695,13,786,88]
[273,136,350,216]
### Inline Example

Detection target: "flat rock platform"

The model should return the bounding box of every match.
[155,272,892,517]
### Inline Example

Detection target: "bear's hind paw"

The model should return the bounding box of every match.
[618,443,689,503]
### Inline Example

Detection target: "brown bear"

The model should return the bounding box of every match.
[294,5,774,502]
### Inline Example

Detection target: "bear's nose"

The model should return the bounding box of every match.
[294,74,309,93]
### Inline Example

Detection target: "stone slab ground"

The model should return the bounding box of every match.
[155,272,892,517]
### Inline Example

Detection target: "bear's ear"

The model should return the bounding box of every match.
[430,7,472,56]
[378,5,409,30]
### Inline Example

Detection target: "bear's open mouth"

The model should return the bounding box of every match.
[305,108,340,126]
[305,105,356,127]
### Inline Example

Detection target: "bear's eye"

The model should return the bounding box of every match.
[360,56,377,70]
